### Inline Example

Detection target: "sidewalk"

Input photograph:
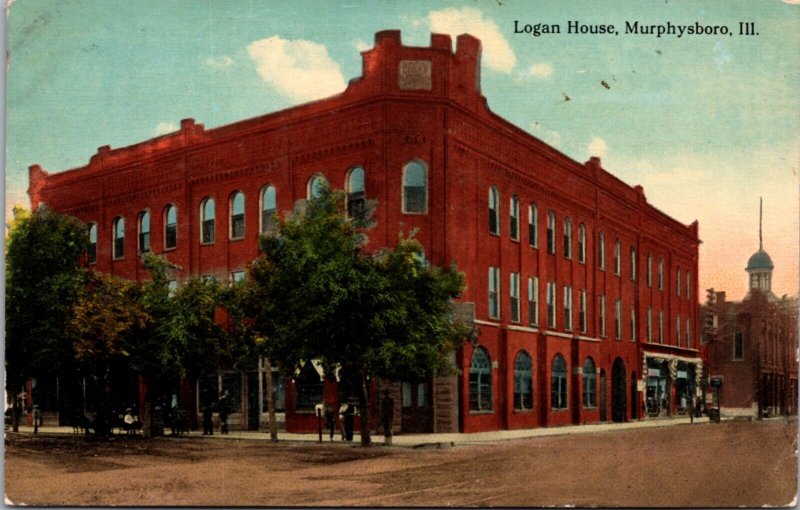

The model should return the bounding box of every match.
[9,415,719,447]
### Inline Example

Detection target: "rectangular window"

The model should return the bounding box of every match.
[614,241,621,275]
[658,310,664,344]
[630,247,636,280]
[564,286,573,331]
[510,197,519,241]
[676,315,681,344]
[647,307,653,343]
[528,276,539,326]
[733,331,744,359]
[563,221,572,259]
[677,270,681,297]
[529,204,538,248]
[402,382,412,407]
[598,234,606,270]
[547,281,557,328]
[646,255,652,287]
[578,225,586,264]
[168,280,178,296]
[599,295,606,337]
[686,318,691,347]
[614,299,622,340]
[630,306,636,342]
[579,289,587,333]
[547,212,556,254]
[686,271,691,299]
[510,272,520,323]
[231,271,246,283]
[488,267,500,319]
[658,259,664,290]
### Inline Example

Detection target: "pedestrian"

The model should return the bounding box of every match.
[689,395,695,424]
[343,402,355,441]
[681,395,687,414]
[338,401,348,440]
[380,390,394,446]
[324,405,335,441]
[202,404,213,435]
[218,391,229,435]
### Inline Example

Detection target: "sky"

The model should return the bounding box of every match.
[5,0,799,301]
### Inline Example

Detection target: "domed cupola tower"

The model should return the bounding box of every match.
[746,198,776,299]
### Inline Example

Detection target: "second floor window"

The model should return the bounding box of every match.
[686,271,691,299]
[346,167,365,219]
[647,307,653,342]
[309,174,327,200]
[547,281,557,328]
[630,246,636,280]
[563,218,572,259]
[138,211,151,254]
[579,289,587,333]
[599,295,606,337]
[528,203,538,248]
[528,276,539,326]
[630,306,637,342]
[488,186,499,235]
[614,299,622,339]
[230,192,245,240]
[659,310,664,343]
[598,233,606,270]
[614,240,621,275]
[164,205,177,249]
[201,198,215,244]
[578,224,586,263]
[547,210,556,254]
[564,286,573,331]
[87,223,97,264]
[261,186,277,234]
[658,258,664,290]
[510,272,520,323]
[676,268,682,297]
[403,160,427,213]
[488,267,500,319]
[112,217,125,259]
[510,195,519,240]
[646,254,652,287]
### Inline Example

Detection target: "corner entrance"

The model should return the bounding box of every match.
[611,358,627,422]
[400,381,433,433]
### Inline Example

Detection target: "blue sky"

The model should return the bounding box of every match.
[5,0,799,298]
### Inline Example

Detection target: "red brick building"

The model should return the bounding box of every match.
[704,223,798,418]
[28,30,703,434]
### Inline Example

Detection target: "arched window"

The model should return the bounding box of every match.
[582,358,596,408]
[551,354,567,409]
[469,347,492,411]
[112,217,125,259]
[488,186,499,234]
[87,223,97,264]
[308,174,327,200]
[578,224,586,263]
[510,194,519,240]
[138,211,150,254]
[547,210,556,254]
[230,191,245,240]
[201,198,215,244]
[402,160,427,213]
[164,204,177,250]
[528,203,538,248]
[598,232,606,270]
[346,166,365,219]
[563,218,572,259]
[514,351,533,410]
[260,186,277,233]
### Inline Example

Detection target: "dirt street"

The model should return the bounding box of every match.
[4,420,797,507]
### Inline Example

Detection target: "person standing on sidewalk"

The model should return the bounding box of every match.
[380,391,394,446]
[324,405,335,441]
[218,391,229,435]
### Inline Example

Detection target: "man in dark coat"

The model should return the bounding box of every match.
[380,390,395,445]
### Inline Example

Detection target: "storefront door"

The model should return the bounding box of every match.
[400,381,433,433]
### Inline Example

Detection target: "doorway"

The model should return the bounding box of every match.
[611,358,627,422]
[400,381,433,433]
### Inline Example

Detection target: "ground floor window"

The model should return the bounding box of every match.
[295,362,323,412]
[470,347,492,412]
[514,351,533,411]
[583,358,597,408]
[551,354,568,409]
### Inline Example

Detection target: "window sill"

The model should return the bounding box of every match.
[513,409,533,414]
[469,410,494,415]
[112,257,124,262]
[163,247,176,252]
[511,238,520,243]
[582,406,597,410]
[402,211,428,216]
[550,408,569,412]
[229,237,244,242]
[200,242,215,246]
[488,316,501,322]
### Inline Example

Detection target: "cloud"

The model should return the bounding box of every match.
[426,7,516,73]
[525,63,553,79]
[155,122,178,135]
[587,136,608,159]
[247,36,346,103]
[204,56,234,69]
[353,39,370,52]
[529,122,561,147]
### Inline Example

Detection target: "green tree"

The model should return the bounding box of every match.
[250,188,469,446]
[5,206,89,431]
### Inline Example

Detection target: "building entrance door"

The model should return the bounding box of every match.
[400,381,433,433]
[612,358,627,422]
[599,369,607,422]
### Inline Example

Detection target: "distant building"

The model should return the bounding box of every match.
[704,203,798,417]
[28,30,703,433]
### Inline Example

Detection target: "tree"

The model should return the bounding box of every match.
[5,206,89,431]
[249,188,469,446]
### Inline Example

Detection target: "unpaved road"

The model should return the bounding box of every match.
[4,420,797,507]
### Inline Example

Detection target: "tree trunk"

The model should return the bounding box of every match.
[359,373,371,447]
[264,355,278,442]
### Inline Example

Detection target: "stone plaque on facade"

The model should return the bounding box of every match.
[398,60,432,90]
